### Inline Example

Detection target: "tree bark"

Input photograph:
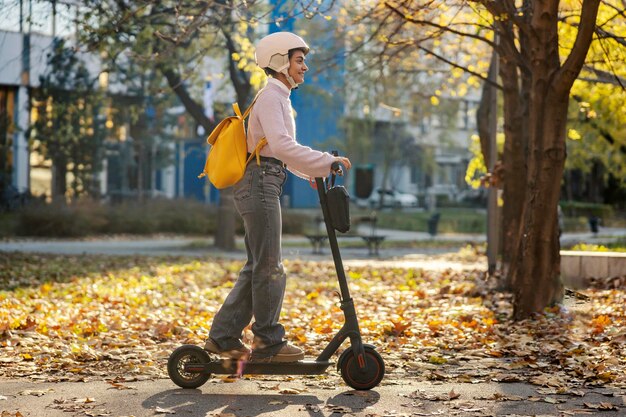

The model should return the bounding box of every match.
[476,52,496,165]
[51,155,67,203]
[510,0,601,319]
[499,49,528,287]
[160,66,215,132]
[512,95,566,319]
[215,188,237,251]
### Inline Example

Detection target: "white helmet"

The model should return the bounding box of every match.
[255,32,309,88]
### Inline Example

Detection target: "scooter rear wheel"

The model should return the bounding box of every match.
[167,345,211,389]
[339,346,385,390]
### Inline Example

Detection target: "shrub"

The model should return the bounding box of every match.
[0,213,18,237]
[281,211,311,235]
[568,238,626,253]
[152,199,217,235]
[16,200,107,237]
[560,201,614,219]
[104,203,160,235]
[8,198,307,237]
[104,199,216,235]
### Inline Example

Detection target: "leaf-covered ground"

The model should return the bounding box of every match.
[1,253,625,393]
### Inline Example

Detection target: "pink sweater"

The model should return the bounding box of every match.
[247,78,336,179]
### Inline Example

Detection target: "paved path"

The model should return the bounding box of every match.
[2,374,624,416]
[0,227,623,262]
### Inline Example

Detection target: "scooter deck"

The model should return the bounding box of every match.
[185,359,333,375]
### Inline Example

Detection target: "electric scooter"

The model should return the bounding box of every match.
[167,163,385,390]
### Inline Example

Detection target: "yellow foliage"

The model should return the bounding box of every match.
[591,315,611,335]
[568,128,581,141]
[429,355,448,364]
[1,252,625,387]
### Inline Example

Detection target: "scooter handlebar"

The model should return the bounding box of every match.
[330,161,343,176]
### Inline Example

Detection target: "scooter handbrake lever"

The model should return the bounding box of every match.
[330,161,343,176]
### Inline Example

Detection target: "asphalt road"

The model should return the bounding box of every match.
[2,375,624,416]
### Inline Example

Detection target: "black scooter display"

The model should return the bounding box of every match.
[167,165,385,390]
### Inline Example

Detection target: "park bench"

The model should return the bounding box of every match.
[355,213,385,256]
[305,215,328,254]
[305,213,385,256]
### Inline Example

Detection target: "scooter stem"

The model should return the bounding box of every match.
[315,176,367,369]
[315,177,352,301]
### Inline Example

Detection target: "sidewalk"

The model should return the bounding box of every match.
[2,367,624,417]
[0,227,623,261]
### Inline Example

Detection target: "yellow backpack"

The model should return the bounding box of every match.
[198,97,267,189]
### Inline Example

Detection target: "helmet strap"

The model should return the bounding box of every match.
[281,68,298,89]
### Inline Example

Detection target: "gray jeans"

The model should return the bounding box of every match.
[208,161,288,357]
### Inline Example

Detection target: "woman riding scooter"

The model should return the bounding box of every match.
[204,32,352,362]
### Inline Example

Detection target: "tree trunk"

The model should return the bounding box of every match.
[511,96,566,318]
[215,187,237,251]
[511,0,564,318]
[51,155,67,203]
[137,140,144,202]
[499,54,528,287]
[212,29,254,251]
[476,52,495,165]
[160,66,215,133]
[509,0,600,319]
[159,60,241,250]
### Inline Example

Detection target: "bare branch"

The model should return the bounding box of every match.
[582,66,626,88]
[469,0,533,39]
[598,1,626,27]
[418,45,501,89]
[593,36,626,90]
[595,27,626,47]
[557,0,602,95]
[385,1,495,46]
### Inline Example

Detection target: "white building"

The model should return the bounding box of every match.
[0,2,183,203]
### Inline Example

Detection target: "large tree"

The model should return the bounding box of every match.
[343,0,625,318]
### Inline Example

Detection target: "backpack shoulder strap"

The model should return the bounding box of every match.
[242,90,263,119]
[242,89,267,165]
[246,137,268,166]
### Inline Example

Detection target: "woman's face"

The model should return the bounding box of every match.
[288,50,308,85]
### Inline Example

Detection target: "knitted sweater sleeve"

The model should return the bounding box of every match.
[256,91,335,179]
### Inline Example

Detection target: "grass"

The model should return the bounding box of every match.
[351,207,487,234]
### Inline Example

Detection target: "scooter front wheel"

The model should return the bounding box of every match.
[339,346,385,390]
[167,345,211,389]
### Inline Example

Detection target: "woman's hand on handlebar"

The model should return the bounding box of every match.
[331,156,351,176]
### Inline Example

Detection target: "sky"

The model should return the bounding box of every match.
[0,0,77,36]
